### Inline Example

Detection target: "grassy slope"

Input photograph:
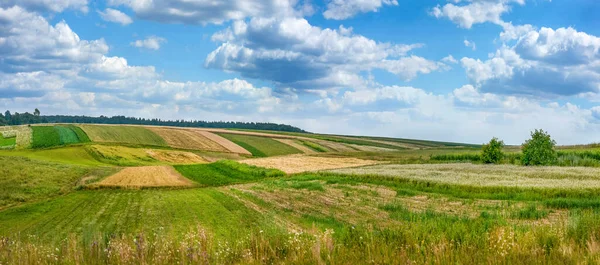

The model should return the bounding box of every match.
[55,125,80,145]
[0,156,93,208]
[0,147,108,166]
[0,189,278,242]
[67,125,91,142]
[79,125,168,147]
[217,133,302,157]
[174,160,285,186]
[85,145,160,166]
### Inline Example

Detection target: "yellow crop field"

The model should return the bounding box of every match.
[239,154,379,174]
[147,127,228,152]
[195,130,252,155]
[94,166,194,188]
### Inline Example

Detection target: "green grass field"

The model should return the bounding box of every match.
[0,136,16,147]
[217,133,302,157]
[8,125,600,264]
[79,125,168,147]
[31,126,62,148]
[174,160,285,186]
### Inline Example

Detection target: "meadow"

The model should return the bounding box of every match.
[4,124,600,264]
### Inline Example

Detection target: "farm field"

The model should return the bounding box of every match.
[239,154,379,174]
[79,125,168,147]
[217,133,303,157]
[5,124,600,264]
[147,127,229,152]
[93,166,194,188]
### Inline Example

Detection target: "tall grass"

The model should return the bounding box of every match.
[217,133,302,157]
[431,150,600,167]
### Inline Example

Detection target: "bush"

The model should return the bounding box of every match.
[481,137,504,164]
[521,129,556,166]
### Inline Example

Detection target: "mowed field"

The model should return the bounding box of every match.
[7,124,600,263]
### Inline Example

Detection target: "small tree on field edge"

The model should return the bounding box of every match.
[481,137,504,164]
[521,129,556,166]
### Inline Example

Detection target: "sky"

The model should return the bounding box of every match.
[1,0,600,145]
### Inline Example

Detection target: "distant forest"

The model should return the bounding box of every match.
[0,109,306,133]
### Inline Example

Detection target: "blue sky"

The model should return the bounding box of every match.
[1,0,600,144]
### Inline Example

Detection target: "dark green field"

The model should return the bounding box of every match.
[174,160,285,186]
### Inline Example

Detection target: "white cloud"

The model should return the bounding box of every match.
[98,8,133,25]
[108,0,311,25]
[431,1,512,29]
[0,0,88,13]
[464,39,476,50]
[206,17,444,89]
[323,0,398,20]
[0,6,108,73]
[130,36,166,50]
[461,27,600,97]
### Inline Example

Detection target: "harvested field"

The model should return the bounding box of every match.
[196,130,251,155]
[0,126,31,149]
[239,154,379,174]
[147,127,228,152]
[146,150,206,164]
[79,125,167,147]
[95,166,194,188]
[313,140,357,152]
[274,139,316,154]
[329,163,600,189]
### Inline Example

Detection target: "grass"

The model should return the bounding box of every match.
[0,156,95,208]
[31,126,62,148]
[55,125,80,144]
[8,140,600,263]
[79,125,168,147]
[67,125,91,142]
[0,147,109,166]
[217,133,302,157]
[174,160,285,186]
[0,136,15,147]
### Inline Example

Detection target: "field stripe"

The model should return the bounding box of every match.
[196,130,252,155]
[274,139,316,154]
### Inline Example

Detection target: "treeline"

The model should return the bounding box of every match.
[0,109,47,126]
[0,109,306,133]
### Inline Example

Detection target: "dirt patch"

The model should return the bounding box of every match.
[94,166,194,188]
[145,150,206,164]
[194,130,251,155]
[147,127,227,152]
[274,139,316,154]
[239,154,379,174]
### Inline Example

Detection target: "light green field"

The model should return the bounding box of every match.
[0,136,15,147]
[217,133,302,157]
[79,125,168,147]
[0,147,108,166]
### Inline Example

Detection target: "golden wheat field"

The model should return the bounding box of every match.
[239,154,379,174]
[147,127,228,152]
[94,166,194,187]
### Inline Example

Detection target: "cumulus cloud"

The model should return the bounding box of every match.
[461,27,600,97]
[130,36,166,50]
[323,0,398,20]
[206,17,444,89]
[98,8,133,25]
[464,39,476,50]
[0,0,88,13]
[108,0,311,25]
[430,0,516,29]
[0,6,108,73]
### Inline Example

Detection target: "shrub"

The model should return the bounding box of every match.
[481,137,504,164]
[521,129,556,166]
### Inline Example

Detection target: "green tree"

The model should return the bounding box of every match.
[34,108,40,116]
[521,129,557,166]
[481,137,504,164]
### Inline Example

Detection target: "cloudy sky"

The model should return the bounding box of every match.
[1,0,599,144]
